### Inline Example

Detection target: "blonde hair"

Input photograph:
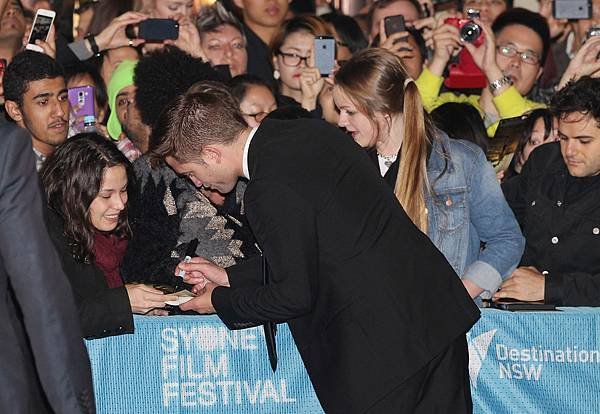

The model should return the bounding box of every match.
[335,48,432,233]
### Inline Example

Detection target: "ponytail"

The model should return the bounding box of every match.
[393,80,430,234]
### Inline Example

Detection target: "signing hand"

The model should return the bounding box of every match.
[493,266,545,302]
[179,282,218,314]
[175,256,230,289]
[125,283,178,314]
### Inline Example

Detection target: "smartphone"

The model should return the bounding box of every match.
[138,19,179,42]
[68,86,95,132]
[384,15,406,37]
[553,0,591,20]
[213,64,232,81]
[485,298,557,312]
[26,9,56,52]
[314,36,336,77]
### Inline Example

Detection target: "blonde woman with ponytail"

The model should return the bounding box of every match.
[333,48,525,304]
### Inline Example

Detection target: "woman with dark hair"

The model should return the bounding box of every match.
[41,133,176,339]
[229,74,277,127]
[431,102,490,153]
[504,108,558,179]
[270,15,331,114]
[333,48,524,303]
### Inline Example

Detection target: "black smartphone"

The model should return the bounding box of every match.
[553,0,592,20]
[484,299,557,312]
[384,14,406,37]
[213,64,232,81]
[138,18,179,41]
[314,36,336,77]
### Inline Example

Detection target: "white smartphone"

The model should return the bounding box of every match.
[26,9,56,53]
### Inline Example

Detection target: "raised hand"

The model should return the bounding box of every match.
[95,11,148,52]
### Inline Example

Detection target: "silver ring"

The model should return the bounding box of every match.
[128,39,133,47]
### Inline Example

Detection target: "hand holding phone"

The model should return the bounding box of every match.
[26,9,56,53]
[68,86,96,133]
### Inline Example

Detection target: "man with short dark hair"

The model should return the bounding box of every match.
[499,77,600,306]
[4,50,68,170]
[152,81,480,413]
[418,8,550,136]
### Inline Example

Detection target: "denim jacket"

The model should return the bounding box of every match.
[375,132,525,300]
[425,133,525,299]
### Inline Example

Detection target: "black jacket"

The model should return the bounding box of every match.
[503,142,600,306]
[45,209,134,339]
[211,119,480,413]
[0,125,95,413]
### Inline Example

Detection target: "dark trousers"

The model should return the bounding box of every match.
[364,334,472,414]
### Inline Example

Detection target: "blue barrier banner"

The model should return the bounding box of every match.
[86,308,600,413]
[468,308,600,414]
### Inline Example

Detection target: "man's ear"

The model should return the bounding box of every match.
[5,100,23,123]
[201,146,222,164]
[233,0,244,10]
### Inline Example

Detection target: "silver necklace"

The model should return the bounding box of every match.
[378,153,397,168]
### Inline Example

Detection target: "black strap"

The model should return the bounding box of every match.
[85,34,100,57]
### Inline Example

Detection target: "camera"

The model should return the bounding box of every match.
[443,9,486,89]
[444,9,484,46]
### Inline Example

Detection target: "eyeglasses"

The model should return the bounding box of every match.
[242,111,270,123]
[277,51,310,67]
[496,45,540,65]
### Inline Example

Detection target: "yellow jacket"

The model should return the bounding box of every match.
[415,67,545,136]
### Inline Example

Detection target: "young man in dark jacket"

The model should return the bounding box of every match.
[500,76,600,306]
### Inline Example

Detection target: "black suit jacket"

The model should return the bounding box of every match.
[0,125,95,413]
[45,209,134,339]
[212,119,480,413]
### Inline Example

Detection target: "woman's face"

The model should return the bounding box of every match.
[200,24,247,77]
[517,116,559,171]
[273,30,314,92]
[154,0,194,18]
[333,85,383,149]
[239,84,277,128]
[88,165,128,232]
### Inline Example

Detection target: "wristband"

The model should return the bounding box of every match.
[488,75,513,92]
[85,34,101,57]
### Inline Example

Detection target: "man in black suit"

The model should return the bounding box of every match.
[0,124,95,413]
[152,82,480,413]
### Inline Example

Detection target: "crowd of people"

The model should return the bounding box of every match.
[1,0,600,411]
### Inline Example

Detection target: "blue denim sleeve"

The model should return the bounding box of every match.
[462,146,525,298]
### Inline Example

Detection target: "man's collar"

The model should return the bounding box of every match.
[242,127,259,180]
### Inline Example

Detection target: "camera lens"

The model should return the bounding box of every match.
[460,22,482,43]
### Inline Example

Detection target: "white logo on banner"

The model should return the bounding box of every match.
[467,329,497,388]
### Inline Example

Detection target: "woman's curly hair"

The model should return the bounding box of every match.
[40,133,132,263]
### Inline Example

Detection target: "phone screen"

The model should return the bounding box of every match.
[29,14,53,45]
[314,36,335,77]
